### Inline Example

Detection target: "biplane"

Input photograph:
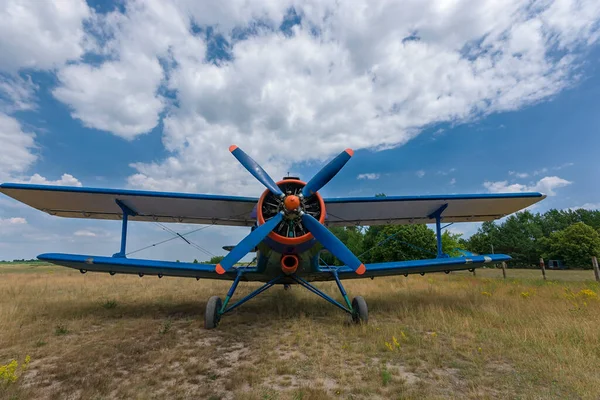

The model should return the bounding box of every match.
[0,146,545,328]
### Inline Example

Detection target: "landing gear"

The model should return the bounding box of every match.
[351,296,368,324]
[204,268,367,328]
[204,296,222,329]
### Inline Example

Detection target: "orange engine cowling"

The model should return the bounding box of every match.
[257,178,326,246]
[280,254,299,274]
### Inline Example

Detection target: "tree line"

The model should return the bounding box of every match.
[318,208,600,269]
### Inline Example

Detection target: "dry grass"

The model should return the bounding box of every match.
[0,264,599,399]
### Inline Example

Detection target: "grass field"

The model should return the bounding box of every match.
[0,264,599,399]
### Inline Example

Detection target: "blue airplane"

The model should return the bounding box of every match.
[0,146,545,328]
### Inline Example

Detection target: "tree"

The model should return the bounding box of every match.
[320,226,364,266]
[542,222,600,269]
[209,255,225,264]
[441,231,465,257]
[363,225,437,263]
[193,259,199,263]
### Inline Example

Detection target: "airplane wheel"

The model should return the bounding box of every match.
[351,296,368,324]
[204,296,222,329]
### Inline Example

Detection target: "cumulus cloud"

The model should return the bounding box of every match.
[0,0,91,72]
[357,173,380,180]
[111,0,600,194]
[416,170,426,178]
[0,113,36,181]
[53,57,166,139]
[2,0,598,196]
[484,176,571,196]
[449,178,456,185]
[17,173,82,187]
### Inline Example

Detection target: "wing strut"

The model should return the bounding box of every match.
[113,199,138,258]
[428,203,448,258]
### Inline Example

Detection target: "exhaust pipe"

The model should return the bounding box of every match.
[280,254,299,274]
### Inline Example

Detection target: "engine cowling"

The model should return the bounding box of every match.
[257,178,326,245]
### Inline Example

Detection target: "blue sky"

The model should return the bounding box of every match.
[0,0,599,261]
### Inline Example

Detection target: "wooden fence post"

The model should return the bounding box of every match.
[592,256,600,282]
[501,261,507,279]
[539,257,546,280]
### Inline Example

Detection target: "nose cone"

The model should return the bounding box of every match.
[284,195,300,211]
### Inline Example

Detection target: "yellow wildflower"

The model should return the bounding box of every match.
[481,291,492,296]
[520,292,531,298]
[578,289,597,299]
[392,336,400,348]
[384,342,394,351]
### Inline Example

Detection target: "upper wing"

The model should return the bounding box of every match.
[0,183,258,226]
[323,193,545,226]
[335,254,511,280]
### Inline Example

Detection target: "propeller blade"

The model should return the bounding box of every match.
[230,145,284,197]
[216,212,284,274]
[300,212,365,275]
[301,149,354,197]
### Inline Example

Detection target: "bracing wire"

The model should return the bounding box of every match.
[126,223,216,257]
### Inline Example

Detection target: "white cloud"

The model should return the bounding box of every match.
[449,178,456,185]
[533,167,548,176]
[53,57,165,139]
[509,171,529,178]
[53,1,206,139]
[0,74,37,112]
[357,173,380,180]
[0,217,26,226]
[2,0,599,199]
[568,203,600,211]
[18,173,82,187]
[437,168,456,176]
[553,162,574,170]
[416,170,426,178]
[112,0,600,194]
[74,230,96,237]
[0,113,36,181]
[484,175,571,196]
[0,0,91,72]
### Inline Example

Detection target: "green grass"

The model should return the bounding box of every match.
[0,264,598,399]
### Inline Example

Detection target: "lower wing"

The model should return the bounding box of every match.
[335,254,510,279]
[38,253,236,280]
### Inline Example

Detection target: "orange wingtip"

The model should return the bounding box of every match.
[229,145,238,152]
[356,264,366,275]
[345,148,354,156]
[216,263,226,275]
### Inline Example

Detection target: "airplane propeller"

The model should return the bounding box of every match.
[217,145,365,275]
[301,149,353,197]
[229,145,284,197]
[216,212,284,274]
[300,211,365,274]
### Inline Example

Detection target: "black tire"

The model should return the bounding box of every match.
[351,296,368,324]
[204,296,222,329]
